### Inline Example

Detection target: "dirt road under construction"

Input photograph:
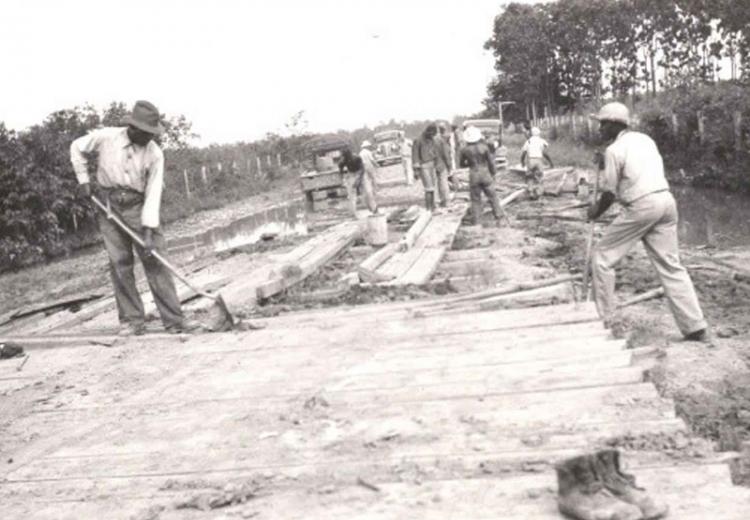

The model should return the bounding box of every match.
[1,163,749,518]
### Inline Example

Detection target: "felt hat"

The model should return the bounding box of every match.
[123,100,165,135]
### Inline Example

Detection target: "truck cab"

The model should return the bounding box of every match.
[462,119,508,171]
[373,130,406,167]
[299,135,350,211]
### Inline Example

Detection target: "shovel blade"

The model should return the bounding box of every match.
[206,294,235,332]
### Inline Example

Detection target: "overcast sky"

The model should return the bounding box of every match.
[0,0,533,145]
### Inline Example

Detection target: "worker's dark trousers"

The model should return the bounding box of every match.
[469,168,502,224]
[98,200,184,329]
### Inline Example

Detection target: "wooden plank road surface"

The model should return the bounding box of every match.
[1,301,747,519]
[376,203,467,285]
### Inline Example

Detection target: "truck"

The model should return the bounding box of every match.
[373,130,406,167]
[462,119,508,171]
[373,129,411,185]
[299,135,350,211]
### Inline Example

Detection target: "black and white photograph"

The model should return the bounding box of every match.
[0,0,749,518]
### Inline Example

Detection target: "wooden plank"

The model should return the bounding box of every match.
[0,332,183,351]
[476,282,576,310]
[397,208,431,251]
[376,205,466,284]
[216,465,744,520]
[0,293,104,327]
[256,224,359,300]
[376,247,422,280]
[358,243,399,282]
[4,463,744,519]
[500,188,527,207]
[349,337,627,374]
[395,248,447,285]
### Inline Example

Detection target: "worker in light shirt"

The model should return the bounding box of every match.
[588,102,710,343]
[520,127,554,199]
[70,100,199,336]
[357,141,380,214]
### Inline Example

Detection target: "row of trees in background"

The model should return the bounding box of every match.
[0,103,442,271]
[485,0,750,120]
[0,104,308,270]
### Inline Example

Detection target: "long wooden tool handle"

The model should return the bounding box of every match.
[90,195,212,299]
[582,159,602,302]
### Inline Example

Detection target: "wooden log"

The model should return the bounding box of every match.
[358,243,399,282]
[500,188,527,207]
[515,211,586,222]
[418,274,583,309]
[618,287,665,308]
[548,170,570,196]
[478,282,575,310]
[398,209,431,252]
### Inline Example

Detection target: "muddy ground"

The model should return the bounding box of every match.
[0,177,298,317]
[506,193,750,484]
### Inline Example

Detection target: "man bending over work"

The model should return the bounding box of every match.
[588,102,710,343]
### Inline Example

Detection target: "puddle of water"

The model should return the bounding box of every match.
[673,185,750,248]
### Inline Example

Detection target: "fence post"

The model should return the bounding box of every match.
[734,111,743,152]
[697,110,705,145]
[256,156,263,178]
[72,213,78,232]
[266,155,272,167]
[587,117,593,137]
[201,165,208,185]
[276,153,282,167]
[571,115,578,138]
[183,169,191,199]
[671,113,679,139]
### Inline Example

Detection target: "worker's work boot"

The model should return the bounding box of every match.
[594,449,668,519]
[556,454,643,520]
[424,192,435,211]
[118,322,145,337]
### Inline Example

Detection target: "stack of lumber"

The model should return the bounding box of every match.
[374,204,467,285]
[214,220,360,313]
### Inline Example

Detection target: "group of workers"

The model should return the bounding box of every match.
[70,100,711,344]
[335,104,711,343]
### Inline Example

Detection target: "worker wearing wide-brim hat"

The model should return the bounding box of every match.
[588,101,710,342]
[459,126,509,227]
[70,100,200,336]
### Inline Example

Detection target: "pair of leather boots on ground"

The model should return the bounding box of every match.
[556,449,668,520]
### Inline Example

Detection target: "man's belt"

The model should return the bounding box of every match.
[100,186,144,208]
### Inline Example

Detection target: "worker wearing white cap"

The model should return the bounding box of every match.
[459,126,509,227]
[520,127,554,199]
[588,101,709,342]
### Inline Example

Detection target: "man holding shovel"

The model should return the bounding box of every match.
[71,100,200,336]
[587,102,710,342]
